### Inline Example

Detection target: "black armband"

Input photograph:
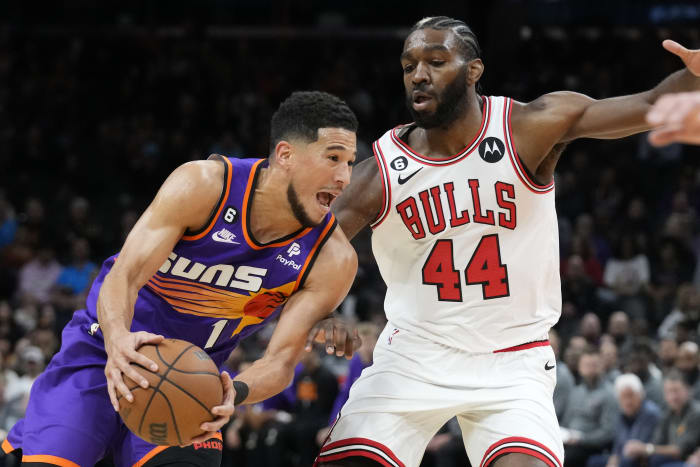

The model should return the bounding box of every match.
[232,380,249,405]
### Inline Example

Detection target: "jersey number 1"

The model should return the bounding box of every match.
[421,234,509,301]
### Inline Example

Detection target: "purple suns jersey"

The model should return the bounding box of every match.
[85,156,337,366]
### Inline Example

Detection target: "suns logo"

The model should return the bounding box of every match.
[158,252,268,292]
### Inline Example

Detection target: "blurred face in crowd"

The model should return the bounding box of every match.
[659,339,678,368]
[617,387,643,418]
[675,342,699,374]
[600,341,618,372]
[664,379,690,413]
[401,28,480,129]
[580,313,601,342]
[578,352,603,384]
[564,336,587,373]
[608,311,629,339]
[625,351,650,379]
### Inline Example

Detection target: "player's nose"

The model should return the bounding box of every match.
[335,164,351,188]
[412,62,430,84]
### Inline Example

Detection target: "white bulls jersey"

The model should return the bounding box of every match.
[370,96,561,353]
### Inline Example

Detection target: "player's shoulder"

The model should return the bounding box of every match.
[158,156,228,212]
[309,225,357,280]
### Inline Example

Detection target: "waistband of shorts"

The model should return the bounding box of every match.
[493,339,550,353]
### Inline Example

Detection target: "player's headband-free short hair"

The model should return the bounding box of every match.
[409,16,482,61]
[269,91,358,153]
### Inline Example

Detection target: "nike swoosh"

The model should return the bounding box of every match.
[397,168,423,185]
[544,361,555,371]
[212,232,240,244]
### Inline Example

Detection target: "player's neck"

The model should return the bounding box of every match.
[410,95,483,158]
[248,168,304,243]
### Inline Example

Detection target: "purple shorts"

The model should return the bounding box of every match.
[2,310,220,467]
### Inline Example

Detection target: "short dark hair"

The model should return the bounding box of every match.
[664,368,689,386]
[269,91,358,153]
[409,16,482,61]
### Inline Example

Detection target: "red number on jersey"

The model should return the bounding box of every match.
[465,234,509,299]
[422,235,510,302]
[421,240,462,302]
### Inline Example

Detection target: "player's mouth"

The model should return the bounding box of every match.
[316,191,338,212]
[412,91,434,111]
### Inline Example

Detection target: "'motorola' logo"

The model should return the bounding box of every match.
[478,137,505,163]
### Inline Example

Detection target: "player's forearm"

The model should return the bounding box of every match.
[648,69,700,105]
[232,356,296,405]
[97,269,140,341]
[648,444,681,459]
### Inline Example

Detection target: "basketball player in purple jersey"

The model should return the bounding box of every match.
[2,91,360,467]
[315,17,700,467]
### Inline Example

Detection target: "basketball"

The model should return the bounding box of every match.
[118,338,223,446]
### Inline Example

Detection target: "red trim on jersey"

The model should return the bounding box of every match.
[493,339,549,353]
[389,96,490,167]
[316,437,405,467]
[503,98,554,194]
[370,140,392,229]
[182,157,234,241]
[480,436,561,467]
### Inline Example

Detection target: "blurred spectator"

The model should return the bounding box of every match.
[15,244,61,306]
[623,340,665,408]
[674,341,700,400]
[581,313,602,346]
[4,345,43,402]
[587,373,661,467]
[623,370,700,466]
[550,329,576,420]
[603,235,650,319]
[0,193,17,250]
[607,311,631,350]
[561,256,600,328]
[564,336,588,382]
[560,347,618,467]
[658,338,679,374]
[52,238,97,318]
[657,284,699,340]
[601,340,621,384]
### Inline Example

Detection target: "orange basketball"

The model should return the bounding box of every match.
[118,338,223,446]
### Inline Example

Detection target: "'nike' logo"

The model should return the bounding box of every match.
[397,168,423,185]
[544,361,555,371]
[212,228,240,244]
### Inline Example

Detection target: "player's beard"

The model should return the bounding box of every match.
[406,65,469,129]
[287,183,319,228]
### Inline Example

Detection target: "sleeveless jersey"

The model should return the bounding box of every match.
[370,96,561,353]
[84,157,337,366]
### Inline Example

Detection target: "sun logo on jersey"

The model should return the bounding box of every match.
[229,283,295,336]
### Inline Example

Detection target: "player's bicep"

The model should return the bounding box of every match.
[333,155,383,240]
[111,161,224,288]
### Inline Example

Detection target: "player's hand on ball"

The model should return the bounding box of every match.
[305,315,362,359]
[187,371,235,445]
[104,330,164,411]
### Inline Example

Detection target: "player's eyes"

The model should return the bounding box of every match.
[431,60,445,67]
[403,64,414,73]
[329,155,339,162]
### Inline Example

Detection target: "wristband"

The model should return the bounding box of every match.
[232,380,249,405]
[646,443,655,456]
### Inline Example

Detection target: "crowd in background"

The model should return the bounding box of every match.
[1,16,700,467]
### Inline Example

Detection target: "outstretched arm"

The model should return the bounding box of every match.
[231,228,358,404]
[512,40,700,173]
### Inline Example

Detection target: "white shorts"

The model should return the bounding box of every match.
[316,323,564,467]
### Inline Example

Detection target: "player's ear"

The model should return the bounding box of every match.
[274,140,294,167]
[467,58,484,86]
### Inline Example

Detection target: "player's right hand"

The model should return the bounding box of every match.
[104,330,164,411]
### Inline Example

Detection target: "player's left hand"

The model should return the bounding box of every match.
[663,39,700,77]
[185,371,235,445]
[305,315,361,359]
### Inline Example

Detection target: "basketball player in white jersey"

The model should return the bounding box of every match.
[315,16,700,467]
